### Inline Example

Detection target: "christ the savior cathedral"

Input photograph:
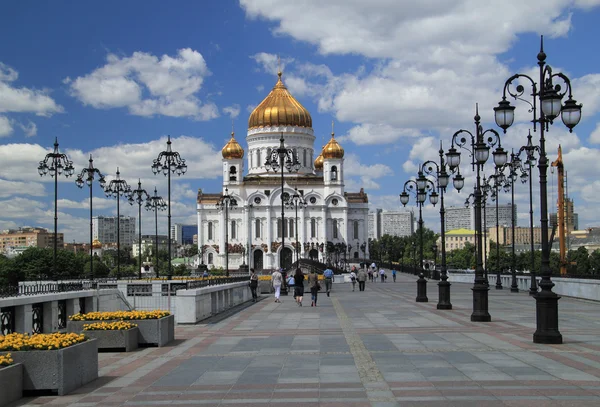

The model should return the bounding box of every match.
[196,72,370,272]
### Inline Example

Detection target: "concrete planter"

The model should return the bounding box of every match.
[67,319,115,333]
[83,328,139,352]
[0,363,23,406]
[0,339,98,396]
[131,315,174,347]
[259,280,272,294]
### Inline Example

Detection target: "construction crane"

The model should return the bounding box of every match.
[551,145,567,275]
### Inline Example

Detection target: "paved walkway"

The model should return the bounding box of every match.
[15,273,600,406]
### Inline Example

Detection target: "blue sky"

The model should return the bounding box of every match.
[1,0,600,242]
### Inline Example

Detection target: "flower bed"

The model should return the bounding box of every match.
[67,311,174,347]
[69,310,170,321]
[83,321,137,331]
[0,334,97,396]
[0,353,12,366]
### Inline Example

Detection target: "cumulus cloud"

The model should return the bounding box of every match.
[68,49,218,120]
[344,152,394,190]
[0,62,64,116]
[0,116,12,137]
[223,104,241,119]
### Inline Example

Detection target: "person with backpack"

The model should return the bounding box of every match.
[294,268,304,306]
[349,266,357,291]
[357,268,367,291]
[392,268,397,282]
[249,268,259,302]
[308,269,320,306]
[287,272,296,299]
[323,267,334,297]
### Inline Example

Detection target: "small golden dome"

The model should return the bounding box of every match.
[322,132,344,159]
[314,146,324,170]
[248,72,312,129]
[222,132,244,159]
[92,239,102,249]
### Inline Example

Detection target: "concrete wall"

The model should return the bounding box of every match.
[175,281,251,324]
[0,289,130,334]
[446,272,600,301]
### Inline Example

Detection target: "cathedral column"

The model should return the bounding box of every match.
[343,208,348,244]
[219,208,226,268]
[244,204,251,266]
[197,208,203,264]
[321,206,327,263]
[364,210,370,258]
[300,206,306,258]
[266,206,272,269]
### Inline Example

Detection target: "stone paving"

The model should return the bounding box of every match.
[13,273,600,406]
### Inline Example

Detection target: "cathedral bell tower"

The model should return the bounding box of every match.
[221,131,244,186]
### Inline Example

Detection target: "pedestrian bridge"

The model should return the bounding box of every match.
[16,273,600,406]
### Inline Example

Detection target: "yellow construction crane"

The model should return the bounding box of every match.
[551,146,567,275]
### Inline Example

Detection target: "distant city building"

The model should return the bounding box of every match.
[0,227,64,254]
[445,207,474,231]
[63,242,90,254]
[550,197,578,233]
[92,216,136,247]
[446,204,516,231]
[438,228,490,267]
[170,224,196,245]
[132,235,170,258]
[488,226,542,246]
[368,209,414,239]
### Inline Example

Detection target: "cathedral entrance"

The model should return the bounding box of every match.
[309,249,318,261]
[253,250,263,271]
[281,247,293,271]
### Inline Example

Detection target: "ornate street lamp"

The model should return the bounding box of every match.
[38,138,74,279]
[75,155,105,279]
[102,168,132,277]
[152,136,187,280]
[284,187,307,264]
[264,133,301,292]
[145,187,167,278]
[400,173,437,302]
[420,142,464,309]
[216,187,237,277]
[129,180,149,279]
[494,36,582,344]
[447,105,507,322]
[518,131,541,295]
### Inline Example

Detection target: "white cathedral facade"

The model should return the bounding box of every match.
[196,72,370,272]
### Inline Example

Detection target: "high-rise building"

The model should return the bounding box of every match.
[445,206,474,231]
[132,235,170,258]
[368,209,414,239]
[488,226,542,245]
[170,224,197,245]
[92,216,136,247]
[550,197,578,233]
[446,204,517,231]
[0,227,64,253]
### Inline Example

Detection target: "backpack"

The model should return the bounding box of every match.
[287,276,295,285]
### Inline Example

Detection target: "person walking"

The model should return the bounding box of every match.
[249,268,259,302]
[271,268,283,303]
[373,269,378,283]
[287,272,296,300]
[308,269,320,306]
[392,268,397,282]
[349,267,357,292]
[380,268,386,282]
[294,268,304,306]
[357,268,367,291]
[323,266,334,297]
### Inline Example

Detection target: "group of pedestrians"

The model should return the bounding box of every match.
[248,263,400,304]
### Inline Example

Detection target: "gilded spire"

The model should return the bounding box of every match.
[314,145,325,170]
[322,122,344,159]
[221,130,244,159]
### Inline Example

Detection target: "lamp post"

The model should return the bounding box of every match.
[102,168,132,278]
[502,151,529,292]
[411,241,417,274]
[284,187,307,264]
[216,187,237,277]
[360,241,366,269]
[347,244,352,271]
[446,104,508,322]
[145,187,167,278]
[75,155,105,280]
[264,133,301,291]
[152,136,187,280]
[420,142,464,309]
[493,36,582,344]
[399,244,404,273]
[518,132,541,295]
[38,138,75,279]
[488,170,506,290]
[129,180,149,279]
[400,173,438,301]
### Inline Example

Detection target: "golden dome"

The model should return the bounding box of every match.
[314,146,324,170]
[92,239,102,249]
[222,132,244,159]
[248,72,312,129]
[322,132,344,159]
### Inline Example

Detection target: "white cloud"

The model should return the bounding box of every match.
[0,116,12,137]
[18,121,37,137]
[223,104,241,119]
[344,152,393,190]
[0,179,45,198]
[589,122,600,144]
[0,62,64,116]
[68,49,218,120]
[250,52,293,75]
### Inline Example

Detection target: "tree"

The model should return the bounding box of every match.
[590,249,600,275]
[83,255,110,278]
[446,242,476,270]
